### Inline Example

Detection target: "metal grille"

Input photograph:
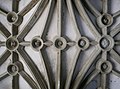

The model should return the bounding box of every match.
[0,0,120,89]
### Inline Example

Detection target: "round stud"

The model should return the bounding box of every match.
[31,36,44,51]
[53,37,67,50]
[97,13,113,28]
[7,61,23,76]
[96,60,112,74]
[78,37,89,50]
[99,35,114,51]
[7,12,23,26]
[6,37,19,51]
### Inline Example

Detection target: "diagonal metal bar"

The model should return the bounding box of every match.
[72,46,101,89]
[0,72,9,81]
[84,0,101,17]
[41,0,55,39]
[112,70,120,78]
[102,0,108,13]
[18,0,40,16]
[17,47,48,89]
[109,49,120,64]
[110,23,120,37]
[66,0,81,38]
[113,10,120,18]
[0,22,11,38]
[81,69,100,89]
[19,70,39,89]
[65,48,81,89]
[17,0,48,42]
[0,7,8,16]
[0,50,11,66]
[74,0,101,41]
[40,49,54,89]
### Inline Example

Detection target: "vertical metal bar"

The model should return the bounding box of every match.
[101,74,107,89]
[56,50,61,89]
[102,0,108,13]
[12,52,19,89]
[56,0,64,89]
[100,51,107,89]
[12,0,20,89]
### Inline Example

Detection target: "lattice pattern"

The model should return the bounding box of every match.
[0,0,120,89]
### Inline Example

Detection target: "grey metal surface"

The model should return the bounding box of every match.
[0,0,120,89]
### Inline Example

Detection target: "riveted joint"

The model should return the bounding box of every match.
[7,61,24,76]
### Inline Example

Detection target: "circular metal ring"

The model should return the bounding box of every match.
[78,37,90,50]
[96,60,112,74]
[31,36,44,51]
[7,12,23,26]
[53,36,67,50]
[7,61,23,76]
[97,13,113,28]
[98,35,114,51]
[6,37,19,51]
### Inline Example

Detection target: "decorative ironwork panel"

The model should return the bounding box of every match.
[0,0,120,89]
